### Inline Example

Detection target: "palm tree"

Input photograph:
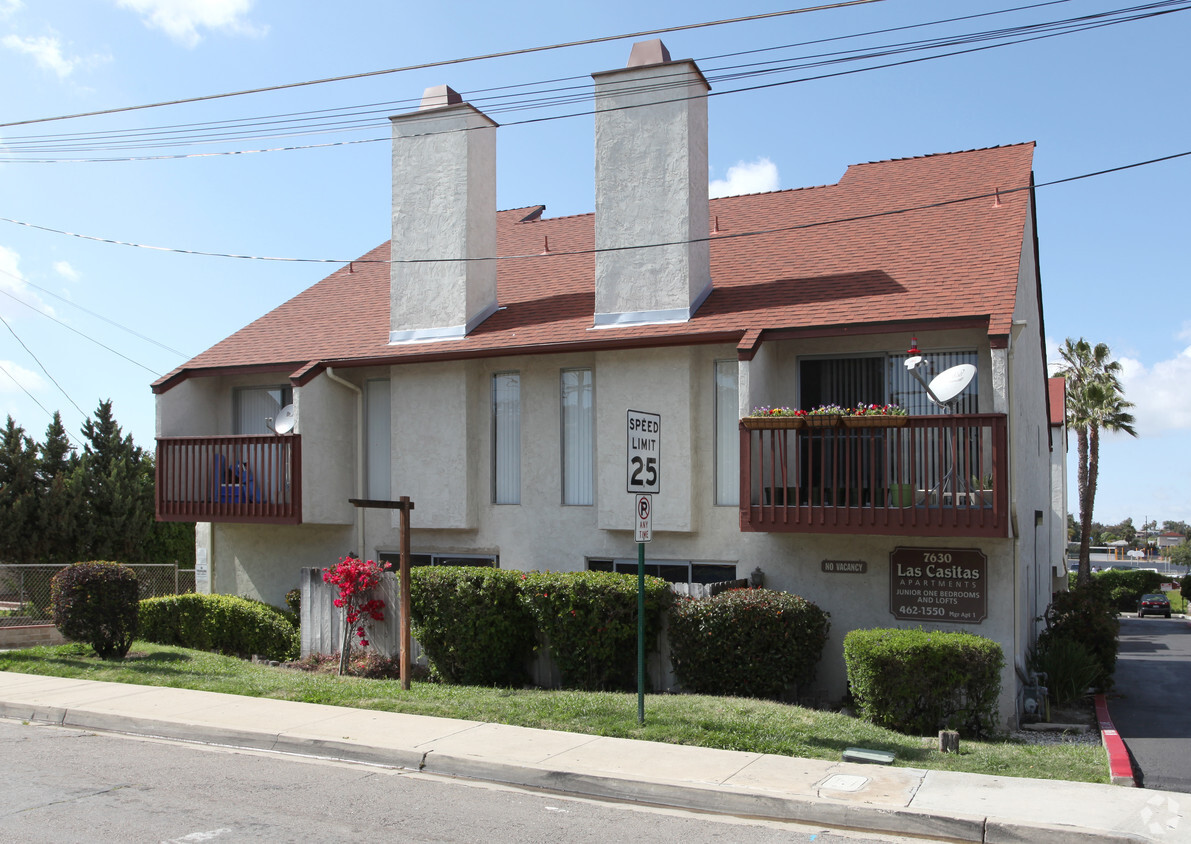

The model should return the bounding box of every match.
[1058,338,1137,587]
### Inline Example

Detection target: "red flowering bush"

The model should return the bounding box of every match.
[322,556,391,651]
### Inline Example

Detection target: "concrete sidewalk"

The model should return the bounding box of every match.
[0,671,1184,843]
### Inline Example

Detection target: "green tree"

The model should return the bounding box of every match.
[1058,338,1138,588]
[0,416,39,564]
[74,399,154,563]
[31,413,83,568]
[1163,520,1191,540]
[1169,543,1191,574]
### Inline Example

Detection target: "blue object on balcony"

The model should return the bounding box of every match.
[213,455,264,503]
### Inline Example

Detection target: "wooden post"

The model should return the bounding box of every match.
[348,496,415,691]
[399,495,412,691]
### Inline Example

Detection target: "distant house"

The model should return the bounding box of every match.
[153,40,1064,727]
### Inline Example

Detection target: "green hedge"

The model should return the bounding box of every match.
[409,567,536,686]
[1037,583,1118,691]
[50,561,139,660]
[668,588,829,700]
[521,571,669,691]
[139,594,298,661]
[843,628,1003,737]
[1092,568,1167,612]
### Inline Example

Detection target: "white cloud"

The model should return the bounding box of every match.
[116,0,266,48]
[0,1,23,20]
[0,245,52,317]
[2,33,79,78]
[53,261,80,282]
[1119,351,1191,435]
[0,359,48,395]
[709,158,780,198]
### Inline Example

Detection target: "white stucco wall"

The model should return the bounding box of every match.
[389,360,475,530]
[297,374,355,526]
[196,323,1051,726]
[390,103,497,339]
[592,59,710,323]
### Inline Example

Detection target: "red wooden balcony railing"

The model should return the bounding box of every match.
[156,435,302,524]
[739,414,1008,537]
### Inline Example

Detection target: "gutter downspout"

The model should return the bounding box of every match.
[325,367,364,559]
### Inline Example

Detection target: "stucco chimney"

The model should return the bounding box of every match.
[591,39,711,327]
[388,86,498,344]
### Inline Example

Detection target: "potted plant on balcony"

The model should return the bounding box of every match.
[804,404,847,428]
[741,406,807,429]
[842,403,909,428]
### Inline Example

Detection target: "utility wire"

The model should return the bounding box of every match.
[0,0,880,130]
[0,267,191,358]
[0,0,1074,151]
[2,0,1183,163]
[0,311,87,416]
[2,149,1186,265]
[0,287,164,376]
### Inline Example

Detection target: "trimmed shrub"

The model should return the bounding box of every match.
[668,588,829,700]
[843,628,1004,737]
[522,570,669,691]
[1029,636,1101,707]
[138,593,298,661]
[409,566,537,686]
[1094,568,1166,612]
[285,588,301,617]
[1037,583,1118,691]
[50,561,140,660]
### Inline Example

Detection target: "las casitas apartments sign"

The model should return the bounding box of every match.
[889,546,987,624]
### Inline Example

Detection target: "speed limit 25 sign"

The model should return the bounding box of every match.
[626,410,660,494]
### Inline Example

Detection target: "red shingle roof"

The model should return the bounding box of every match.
[154,142,1035,390]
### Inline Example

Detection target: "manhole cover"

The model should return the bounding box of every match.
[821,774,869,792]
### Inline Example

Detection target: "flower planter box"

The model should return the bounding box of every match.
[742,416,805,430]
[804,414,842,429]
[841,415,909,428]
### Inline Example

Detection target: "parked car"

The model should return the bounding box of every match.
[1137,594,1172,618]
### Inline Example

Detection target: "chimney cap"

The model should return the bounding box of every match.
[626,39,671,67]
[420,84,463,110]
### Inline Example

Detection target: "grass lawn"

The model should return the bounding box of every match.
[0,641,1107,784]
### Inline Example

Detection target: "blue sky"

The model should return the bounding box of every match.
[1,0,1188,527]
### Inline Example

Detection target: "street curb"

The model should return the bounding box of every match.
[0,699,1141,844]
[1095,693,1136,787]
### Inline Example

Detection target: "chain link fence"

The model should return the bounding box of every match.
[0,563,195,628]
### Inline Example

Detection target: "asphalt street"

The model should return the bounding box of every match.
[1110,615,1191,792]
[0,718,902,844]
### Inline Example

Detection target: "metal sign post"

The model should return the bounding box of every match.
[634,493,652,725]
[627,410,659,726]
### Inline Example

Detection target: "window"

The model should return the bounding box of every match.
[561,368,593,505]
[588,559,736,585]
[492,371,521,504]
[714,360,739,506]
[233,385,292,435]
[378,551,498,568]
[798,351,979,412]
[365,379,391,500]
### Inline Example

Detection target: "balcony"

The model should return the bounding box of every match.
[156,435,302,524]
[739,414,1008,537]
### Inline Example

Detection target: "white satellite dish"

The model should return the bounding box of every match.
[273,404,297,435]
[928,364,977,407]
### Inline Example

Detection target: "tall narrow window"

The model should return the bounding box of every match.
[233,386,292,435]
[561,368,593,505]
[714,360,739,506]
[492,371,521,504]
[364,379,391,500]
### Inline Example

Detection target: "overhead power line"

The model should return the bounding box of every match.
[2,0,1185,164]
[0,0,881,130]
[2,149,1187,266]
[0,311,87,416]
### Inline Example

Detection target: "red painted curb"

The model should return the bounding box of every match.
[1094,693,1136,786]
